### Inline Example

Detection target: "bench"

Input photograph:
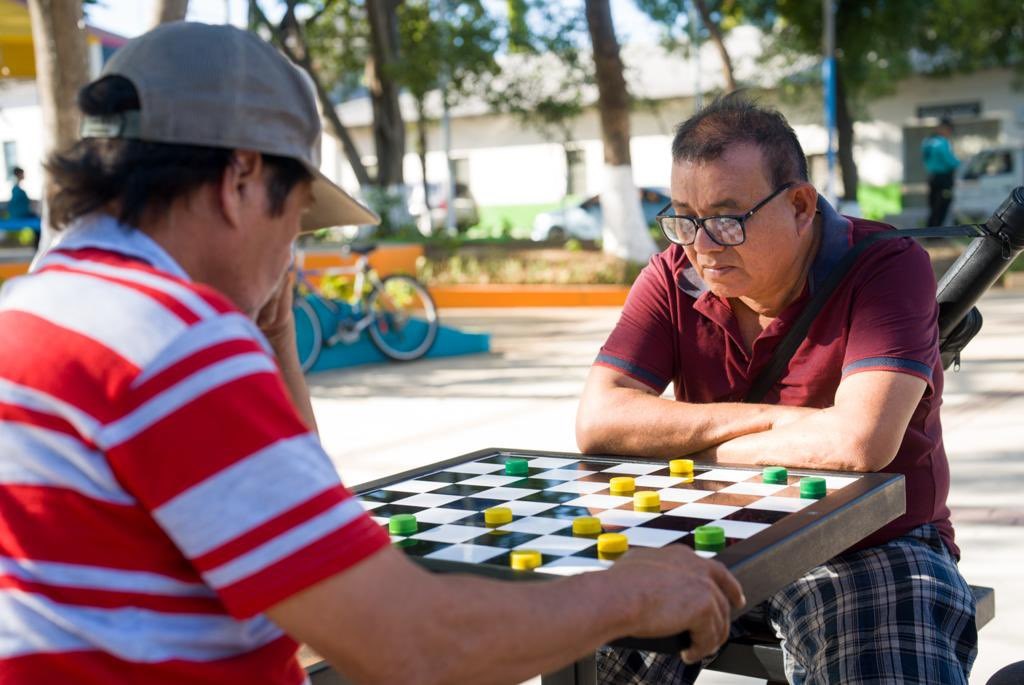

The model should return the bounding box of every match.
[0,217,40,233]
[705,584,995,683]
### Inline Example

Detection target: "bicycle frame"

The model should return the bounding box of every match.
[292,251,385,346]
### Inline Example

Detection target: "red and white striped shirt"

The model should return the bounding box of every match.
[0,215,390,684]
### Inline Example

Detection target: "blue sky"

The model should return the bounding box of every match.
[85,0,661,44]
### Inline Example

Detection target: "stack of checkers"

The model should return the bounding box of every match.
[362,455,852,576]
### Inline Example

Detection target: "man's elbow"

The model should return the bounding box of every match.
[575,409,608,455]
[841,432,900,472]
[576,391,626,455]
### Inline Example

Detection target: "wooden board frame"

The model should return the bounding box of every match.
[356,447,906,653]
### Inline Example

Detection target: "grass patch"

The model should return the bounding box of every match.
[858,183,902,221]
[469,198,581,240]
[420,246,644,286]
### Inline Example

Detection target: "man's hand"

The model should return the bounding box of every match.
[255,273,297,352]
[609,545,745,664]
[254,273,318,432]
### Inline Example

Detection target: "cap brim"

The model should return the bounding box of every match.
[302,169,380,231]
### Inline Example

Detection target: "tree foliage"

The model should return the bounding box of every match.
[734,0,1023,199]
[485,1,592,145]
[392,0,500,104]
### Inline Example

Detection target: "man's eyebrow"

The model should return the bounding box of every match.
[671,196,743,213]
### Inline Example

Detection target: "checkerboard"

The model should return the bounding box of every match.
[357,450,904,586]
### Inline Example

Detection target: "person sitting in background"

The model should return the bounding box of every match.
[7,167,36,220]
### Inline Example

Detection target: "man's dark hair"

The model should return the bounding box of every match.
[12,167,23,178]
[47,75,312,230]
[671,94,809,188]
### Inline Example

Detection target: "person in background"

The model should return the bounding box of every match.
[7,167,36,220]
[922,117,960,227]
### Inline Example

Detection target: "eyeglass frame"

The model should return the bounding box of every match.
[655,182,796,247]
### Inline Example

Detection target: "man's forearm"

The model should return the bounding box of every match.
[276,346,318,433]
[704,407,884,471]
[394,570,633,685]
[577,384,801,458]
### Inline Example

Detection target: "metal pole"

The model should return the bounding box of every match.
[822,0,837,205]
[689,0,702,112]
[438,0,457,235]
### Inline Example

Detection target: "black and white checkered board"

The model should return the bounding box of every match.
[357,449,905,591]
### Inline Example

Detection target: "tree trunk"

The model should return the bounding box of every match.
[507,0,529,52]
[365,0,405,187]
[584,0,658,262]
[150,0,189,27]
[834,68,859,202]
[416,96,430,214]
[26,0,90,256]
[251,2,372,188]
[693,0,737,92]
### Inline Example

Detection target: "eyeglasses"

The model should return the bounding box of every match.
[656,182,795,247]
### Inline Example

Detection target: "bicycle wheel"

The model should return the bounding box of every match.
[366,275,439,361]
[292,295,323,373]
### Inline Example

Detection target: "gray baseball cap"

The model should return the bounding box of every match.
[80,21,379,230]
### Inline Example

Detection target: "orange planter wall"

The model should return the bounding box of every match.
[429,284,630,308]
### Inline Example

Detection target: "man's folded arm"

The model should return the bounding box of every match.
[702,370,926,471]
[576,364,809,458]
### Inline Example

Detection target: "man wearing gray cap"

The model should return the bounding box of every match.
[0,22,741,685]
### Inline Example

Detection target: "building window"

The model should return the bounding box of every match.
[452,157,470,187]
[3,141,18,180]
[566,147,586,196]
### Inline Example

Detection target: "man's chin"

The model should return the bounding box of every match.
[703,274,745,299]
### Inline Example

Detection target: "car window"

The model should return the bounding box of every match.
[963,150,1014,180]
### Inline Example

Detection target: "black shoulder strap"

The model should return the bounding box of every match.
[744,225,977,403]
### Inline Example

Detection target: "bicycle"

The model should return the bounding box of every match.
[291,243,439,372]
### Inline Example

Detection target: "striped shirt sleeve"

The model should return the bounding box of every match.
[842,240,940,391]
[99,314,390,618]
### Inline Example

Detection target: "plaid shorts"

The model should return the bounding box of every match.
[597,524,977,685]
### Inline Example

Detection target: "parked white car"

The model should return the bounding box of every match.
[408,182,480,235]
[953,146,1023,223]
[531,187,670,243]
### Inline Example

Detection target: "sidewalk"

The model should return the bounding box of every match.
[311,294,1024,684]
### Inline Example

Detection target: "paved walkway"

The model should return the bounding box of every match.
[311,293,1024,685]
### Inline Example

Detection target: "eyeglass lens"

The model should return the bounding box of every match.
[661,216,745,246]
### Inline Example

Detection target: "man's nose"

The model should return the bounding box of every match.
[692,224,724,253]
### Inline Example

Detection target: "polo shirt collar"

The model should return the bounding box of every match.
[34,213,191,281]
[809,195,854,294]
[677,194,854,303]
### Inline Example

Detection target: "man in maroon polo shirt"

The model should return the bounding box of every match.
[577,96,977,684]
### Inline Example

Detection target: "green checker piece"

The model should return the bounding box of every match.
[799,476,827,499]
[762,466,789,485]
[505,457,529,476]
[694,525,725,550]
[388,514,418,536]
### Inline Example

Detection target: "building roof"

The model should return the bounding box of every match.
[331,26,810,129]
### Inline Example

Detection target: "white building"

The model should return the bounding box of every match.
[1,25,1020,217]
[325,27,1024,217]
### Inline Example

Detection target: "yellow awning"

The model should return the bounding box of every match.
[0,0,111,79]
[0,0,35,78]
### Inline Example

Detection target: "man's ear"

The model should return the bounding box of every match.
[219,150,263,230]
[791,182,818,233]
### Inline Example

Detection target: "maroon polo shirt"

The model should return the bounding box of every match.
[596,198,955,557]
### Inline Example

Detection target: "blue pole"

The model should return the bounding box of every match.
[823,0,837,205]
